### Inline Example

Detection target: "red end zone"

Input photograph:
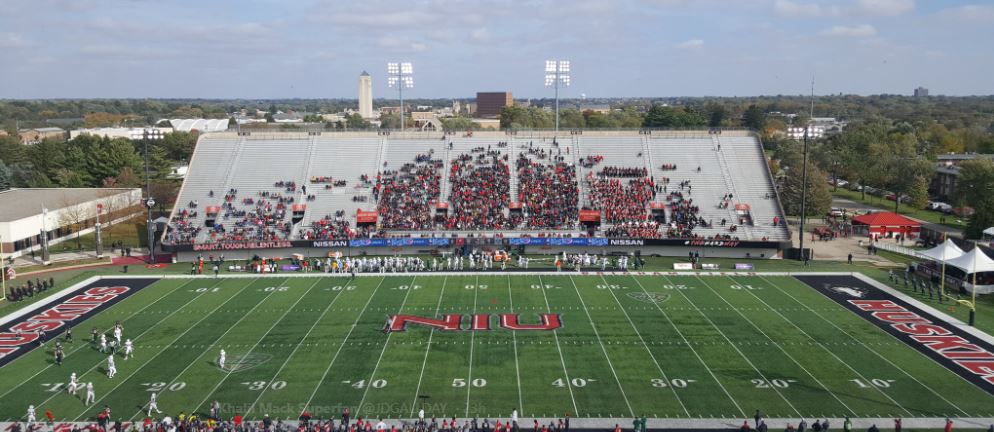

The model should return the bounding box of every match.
[796,275,994,393]
[0,278,158,367]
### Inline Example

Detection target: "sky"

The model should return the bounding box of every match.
[1,0,992,99]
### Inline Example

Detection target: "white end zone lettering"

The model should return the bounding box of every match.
[0,278,157,367]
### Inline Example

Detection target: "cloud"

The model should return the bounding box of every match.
[774,0,913,17]
[321,10,438,28]
[821,24,877,37]
[0,32,29,48]
[854,0,914,16]
[470,28,490,43]
[376,36,428,53]
[937,4,994,23]
[676,39,704,49]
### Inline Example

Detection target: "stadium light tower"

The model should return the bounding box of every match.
[544,60,570,133]
[387,62,414,132]
[131,128,164,264]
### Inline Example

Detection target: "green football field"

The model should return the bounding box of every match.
[3,273,994,423]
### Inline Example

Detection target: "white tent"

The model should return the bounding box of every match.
[945,247,994,294]
[919,238,966,262]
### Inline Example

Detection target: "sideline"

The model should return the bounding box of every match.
[1,417,993,430]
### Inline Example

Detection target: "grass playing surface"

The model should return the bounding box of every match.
[3,274,994,422]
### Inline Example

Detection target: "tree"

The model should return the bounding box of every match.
[954,159,994,239]
[158,131,199,162]
[57,195,90,250]
[706,102,727,127]
[743,104,766,131]
[777,142,832,217]
[558,109,585,129]
[440,117,480,131]
[346,113,369,129]
[0,160,11,191]
[642,105,706,128]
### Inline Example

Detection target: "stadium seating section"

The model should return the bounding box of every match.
[164,131,789,245]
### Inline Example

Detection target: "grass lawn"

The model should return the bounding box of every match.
[831,189,967,230]
[50,218,148,254]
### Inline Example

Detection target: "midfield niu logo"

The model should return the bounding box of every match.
[384,314,562,332]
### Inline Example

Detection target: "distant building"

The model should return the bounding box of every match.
[272,112,305,123]
[914,86,929,97]
[931,153,994,200]
[475,92,513,118]
[18,127,67,145]
[579,104,611,114]
[452,100,462,115]
[0,188,142,258]
[167,119,230,133]
[71,127,173,140]
[358,71,374,119]
[471,119,501,130]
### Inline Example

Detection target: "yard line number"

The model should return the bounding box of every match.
[452,378,488,388]
[752,378,795,388]
[242,380,287,391]
[552,378,595,388]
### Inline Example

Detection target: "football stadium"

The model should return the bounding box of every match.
[3,3,994,431]
[2,130,994,431]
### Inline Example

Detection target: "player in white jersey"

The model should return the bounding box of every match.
[84,382,95,405]
[26,405,36,423]
[113,325,122,344]
[146,392,162,415]
[68,372,79,395]
[218,349,226,370]
[99,333,107,353]
[123,339,133,359]
[107,354,117,378]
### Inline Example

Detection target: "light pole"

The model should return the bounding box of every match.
[0,234,6,301]
[387,62,413,132]
[798,127,810,262]
[132,128,163,263]
[544,60,571,133]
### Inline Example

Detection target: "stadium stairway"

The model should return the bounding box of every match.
[295,136,383,237]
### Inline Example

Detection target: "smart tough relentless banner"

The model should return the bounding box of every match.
[0,278,158,368]
[796,275,994,395]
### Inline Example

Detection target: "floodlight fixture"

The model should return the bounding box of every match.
[387,61,414,132]
[544,59,571,132]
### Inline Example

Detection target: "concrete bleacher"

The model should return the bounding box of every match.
[715,135,790,240]
[297,136,382,236]
[166,131,788,244]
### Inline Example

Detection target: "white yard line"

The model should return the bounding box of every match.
[661,275,801,417]
[731,276,912,416]
[507,275,524,415]
[0,279,194,401]
[464,275,480,417]
[356,276,418,415]
[597,275,689,417]
[123,278,291,421]
[565,276,634,417]
[188,278,320,415]
[536,274,579,416]
[628,275,744,417]
[760,275,970,417]
[302,277,388,411]
[64,278,237,420]
[243,278,336,415]
[694,275,855,416]
[409,276,448,417]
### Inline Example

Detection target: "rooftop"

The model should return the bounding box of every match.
[0,188,138,222]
